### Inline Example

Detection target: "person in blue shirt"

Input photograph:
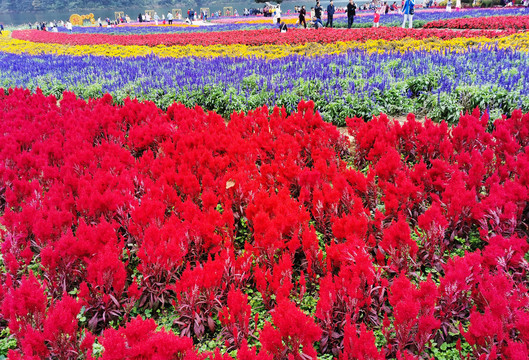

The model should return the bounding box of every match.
[277,17,288,32]
[401,0,415,28]
[311,16,323,29]
[326,0,336,28]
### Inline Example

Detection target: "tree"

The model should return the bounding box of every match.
[32,0,42,10]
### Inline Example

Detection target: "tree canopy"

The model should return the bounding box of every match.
[0,0,214,12]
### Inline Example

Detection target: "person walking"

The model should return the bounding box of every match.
[299,5,307,28]
[402,0,414,28]
[315,1,323,21]
[326,0,336,27]
[347,0,357,28]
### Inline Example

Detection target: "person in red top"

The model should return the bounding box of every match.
[373,9,380,27]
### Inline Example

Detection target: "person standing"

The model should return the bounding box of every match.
[299,5,307,28]
[326,0,335,28]
[402,0,414,28]
[167,11,173,25]
[347,0,357,28]
[373,8,380,27]
[154,12,159,25]
[315,1,323,21]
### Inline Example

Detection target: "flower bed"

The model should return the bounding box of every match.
[424,14,529,29]
[4,31,529,60]
[11,27,517,47]
[0,46,527,123]
[333,7,529,26]
[1,88,529,359]
[58,23,275,35]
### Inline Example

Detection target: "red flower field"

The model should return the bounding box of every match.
[1,88,529,359]
[11,27,518,47]
[424,15,529,30]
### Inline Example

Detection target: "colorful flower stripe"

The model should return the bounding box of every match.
[11,28,518,47]
[335,6,529,26]
[234,17,300,25]
[2,33,529,59]
[60,23,274,35]
[115,22,198,27]
[424,14,529,30]
[0,46,527,123]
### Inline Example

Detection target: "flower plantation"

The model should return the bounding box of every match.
[10,27,520,46]
[424,14,529,30]
[1,88,529,358]
[2,5,529,359]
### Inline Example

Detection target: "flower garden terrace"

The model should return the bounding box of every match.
[2,7,529,360]
[0,46,528,124]
[9,27,526,47]
[1,23,529,125]
[1,88,529,359]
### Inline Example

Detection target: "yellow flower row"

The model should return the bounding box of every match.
[0,32,528,59]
